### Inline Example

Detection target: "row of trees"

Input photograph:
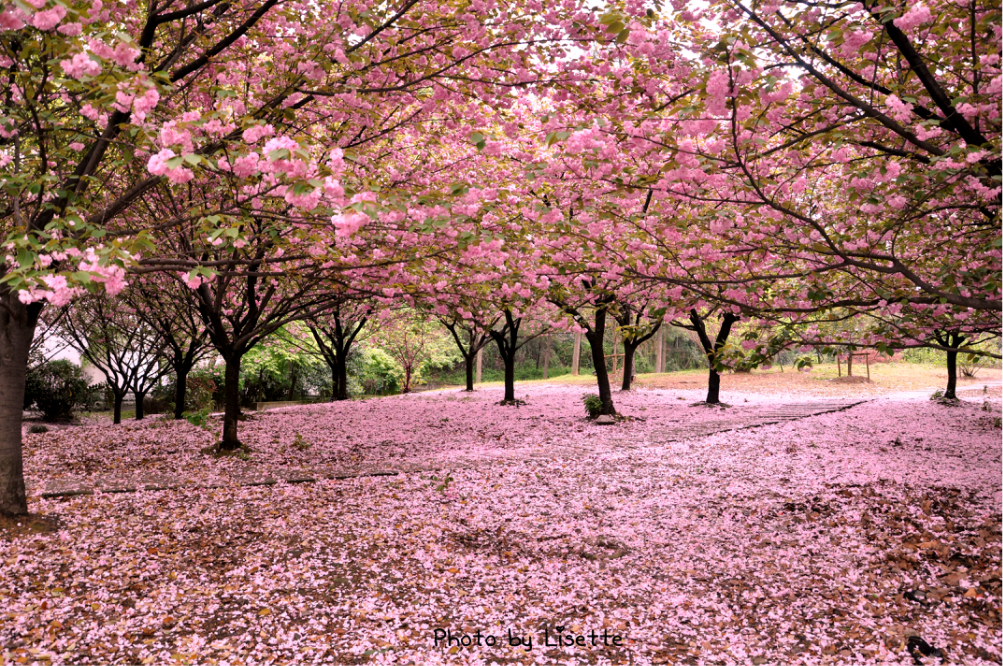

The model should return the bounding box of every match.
[1,0,998,515]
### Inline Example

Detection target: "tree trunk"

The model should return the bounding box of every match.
[134,391,145,420]
[945,349,958,400]
[502,351,515,402]
[173,368,188,419]
[464,353,475,391]
[402,365,412,393]
[654,327,664,374]
[334,356,349,400]
[542,339,550,380]
[0,296,38,516]
[220,353,242,450]
[707,368,722,405]
[688,310,737,405]
[475,348,482,384]
[940,332,965,400]
[113,390,125,424]
[585,310,615,415]
[571,331,581,375]
[621,343,638,391]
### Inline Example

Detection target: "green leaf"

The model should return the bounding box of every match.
[183,153,201,166]
[165,156,184,169]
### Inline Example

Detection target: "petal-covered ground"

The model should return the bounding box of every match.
[3,386,1001,666]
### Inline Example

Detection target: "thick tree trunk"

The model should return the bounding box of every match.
[464,354,475,391]
[173,368,188,419]
[334,356,349,400]
[113,391,125,425]
[0,296,38,516]
[502,352,515,402]
[621,343,637,391]
[133,391,145,420]
[220,353,242,450]
[706,368,722,405]
[585,310,615,415]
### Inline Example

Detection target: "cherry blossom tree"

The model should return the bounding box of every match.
[59,295,170,423]
[307,299,373,401]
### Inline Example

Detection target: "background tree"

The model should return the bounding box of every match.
[59,296,169,423]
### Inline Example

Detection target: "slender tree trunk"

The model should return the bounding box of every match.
[335,356,349,400]
[286,368,297,400]
[113,390,125,425]
[173,368,188,419]
[707,368,722,404]
[571,331,581,375]
[402,365,412,393]
[220,353,243,450]
[585,310,615,415]
[475,348,482,384]
[941,333,964,400]
[688,311,737,405]
[542,339,550,380]
[621,343,638,391]
[0,296,38,516]
[945,349,958,400]
[133,391,145,420]
[654,327,664,374]
[464,353,475,391]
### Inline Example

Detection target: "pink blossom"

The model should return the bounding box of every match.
[110,41,140,67]
[242,124,275,144]
[332,212,368,237]
[146,149,176,176]
[0,9,26,30]
[30,4,65,30]
[232,152,260,177]
[60,52,101,79]
[894,3,932,32]
[56,21,81,35]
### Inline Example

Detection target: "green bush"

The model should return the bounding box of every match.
[582,394,603,419]
[351,347,402,396]
[23,360,99,422]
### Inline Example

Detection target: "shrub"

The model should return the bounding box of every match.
[28,424,49,434]
[582,393,603,419]
[351,347,402,396]
[23,360,98,422]
[183,408,211,429]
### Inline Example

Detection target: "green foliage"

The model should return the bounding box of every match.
[794,355,814,371]
[28,424,49,434]
[582,393,604,419]
[349,346,403,396]
[183,408,212,429]
[23,360,100,422]
[241,329,328,403]
[292,433,311,451]
[425,472,454,493]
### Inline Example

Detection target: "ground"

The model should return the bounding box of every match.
[3,365,1001,665]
